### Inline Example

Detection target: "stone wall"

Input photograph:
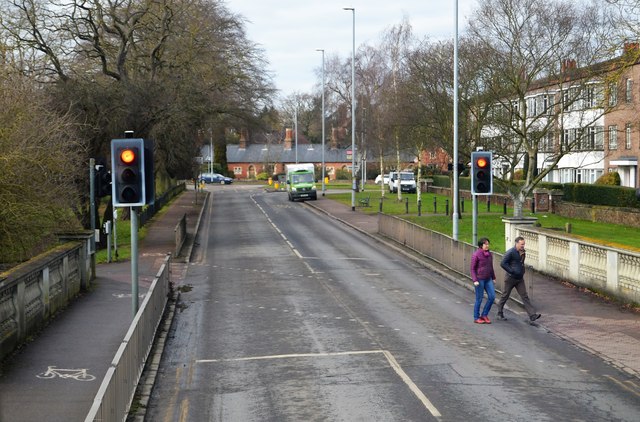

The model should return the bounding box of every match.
[553,201,640,228]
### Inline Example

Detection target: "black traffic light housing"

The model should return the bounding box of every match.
[111,138,146,206]
[471,151,493,195]
[95,165,112,198]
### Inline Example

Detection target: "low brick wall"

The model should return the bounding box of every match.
[553,201,640,228]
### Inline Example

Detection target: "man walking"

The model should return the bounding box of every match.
[496,236,541,323]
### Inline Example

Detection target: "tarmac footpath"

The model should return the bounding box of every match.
[0,186,206,422]
[307,194,640,380]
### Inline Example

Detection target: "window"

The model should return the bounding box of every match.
[626,78,633,102]
[540,132,554,152]
[626,123,632,149]
[608,125,618,150]
[560,168,576,183]
[586,126,605,150]
[233,167,243,175]
[526,97,537,116]
[609,82,618,106]
[584,84,603,108]
[576,169,603,184]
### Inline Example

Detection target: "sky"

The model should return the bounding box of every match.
[227,0,479,99]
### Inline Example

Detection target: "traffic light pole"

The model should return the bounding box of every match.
[89,158,96,279]
[472,194,478,247]
[131,207,139,315]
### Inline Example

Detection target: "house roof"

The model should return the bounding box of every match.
[227,143,355,164]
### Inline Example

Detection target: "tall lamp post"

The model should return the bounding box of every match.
[452,0,460,239]
[317,48,326,196]
[294,102,298,164]
[344,7,356,211]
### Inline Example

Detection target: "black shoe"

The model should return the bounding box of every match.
[529,313,541,322]
[497,312,508,321]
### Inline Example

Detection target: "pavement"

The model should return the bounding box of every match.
[1,185,639,422]
[0,186,207,422]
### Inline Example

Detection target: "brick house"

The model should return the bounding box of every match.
[226,128,358,180]
[479,46,640,189]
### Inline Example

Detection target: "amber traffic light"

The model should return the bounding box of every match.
[111,139,146,206]
[471,151,493,195]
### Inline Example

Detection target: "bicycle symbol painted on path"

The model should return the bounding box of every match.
[36,366,96,381]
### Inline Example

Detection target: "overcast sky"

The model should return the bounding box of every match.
[227,0,479,100]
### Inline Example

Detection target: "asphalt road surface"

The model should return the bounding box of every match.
[145,184,640,421]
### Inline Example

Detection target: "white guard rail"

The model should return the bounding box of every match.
[85,254,172,422]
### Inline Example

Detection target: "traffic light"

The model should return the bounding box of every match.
[111,138,146,206]
[471,151,493,195]
[95,165,112,198]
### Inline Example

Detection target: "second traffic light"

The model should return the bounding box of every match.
[111,138,146,207]
[471,151,493,195]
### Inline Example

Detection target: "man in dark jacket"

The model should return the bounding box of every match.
[496,236,541,323]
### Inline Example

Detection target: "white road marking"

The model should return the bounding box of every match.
[196,349,442,417]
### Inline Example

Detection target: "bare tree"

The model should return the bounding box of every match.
[0,72,84,263]
[468,0,614,217]
[1,0,274,234]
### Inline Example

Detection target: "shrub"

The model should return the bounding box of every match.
[335,168,351,180]
[256,172,269,181]
[594,172,621,186]
[563,183,640,208]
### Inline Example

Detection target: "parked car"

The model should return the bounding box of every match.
[199,173,233,184]
[388,171,417,193]
[375,174,390,185]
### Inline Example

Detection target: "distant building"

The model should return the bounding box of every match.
[222,128,416,180]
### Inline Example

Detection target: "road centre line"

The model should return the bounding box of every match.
[196,350,442,418]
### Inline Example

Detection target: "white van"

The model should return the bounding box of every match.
[388,171,417,193]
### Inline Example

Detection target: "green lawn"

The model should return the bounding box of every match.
[324,185,640,254]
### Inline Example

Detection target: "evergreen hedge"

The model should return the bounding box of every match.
[430,176,638,208]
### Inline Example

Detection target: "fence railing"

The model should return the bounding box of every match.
[85,254,172,422]
[379,214,640,305]
[175,214,187,257]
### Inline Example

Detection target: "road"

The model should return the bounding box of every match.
[145,184,640,421]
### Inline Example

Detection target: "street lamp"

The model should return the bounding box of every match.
[452,0,460,239]
[344,7,356,211]
[317,48,326,196]
[294,101,298,164]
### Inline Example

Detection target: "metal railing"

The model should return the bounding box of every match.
[85,254,172,422]
[378,213,640,305]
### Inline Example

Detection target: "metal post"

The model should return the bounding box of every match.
[405,197,409,214]
[446,199,449,216]
[113,209,118,261]
[105,221,112,263]
[434,196,437,213]
[317,49,326,196]
[452,0,460,239]
[472,194,478,247]
[379,196,383,213]
[418,199,422,216]
[344,7,356,211]
[361,107,366,191]
[89,159,96,279]
[294,105,298,164]
[131,207,139,316]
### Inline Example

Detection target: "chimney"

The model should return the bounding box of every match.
[284,128,292,150]
[239,129,247,149]
[560,59,577,73]
[624,42,639,54]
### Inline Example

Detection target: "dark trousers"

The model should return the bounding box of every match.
[497,276,536,317]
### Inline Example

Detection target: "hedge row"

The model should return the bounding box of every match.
[563,183,640,208]
[429,176,639,209]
